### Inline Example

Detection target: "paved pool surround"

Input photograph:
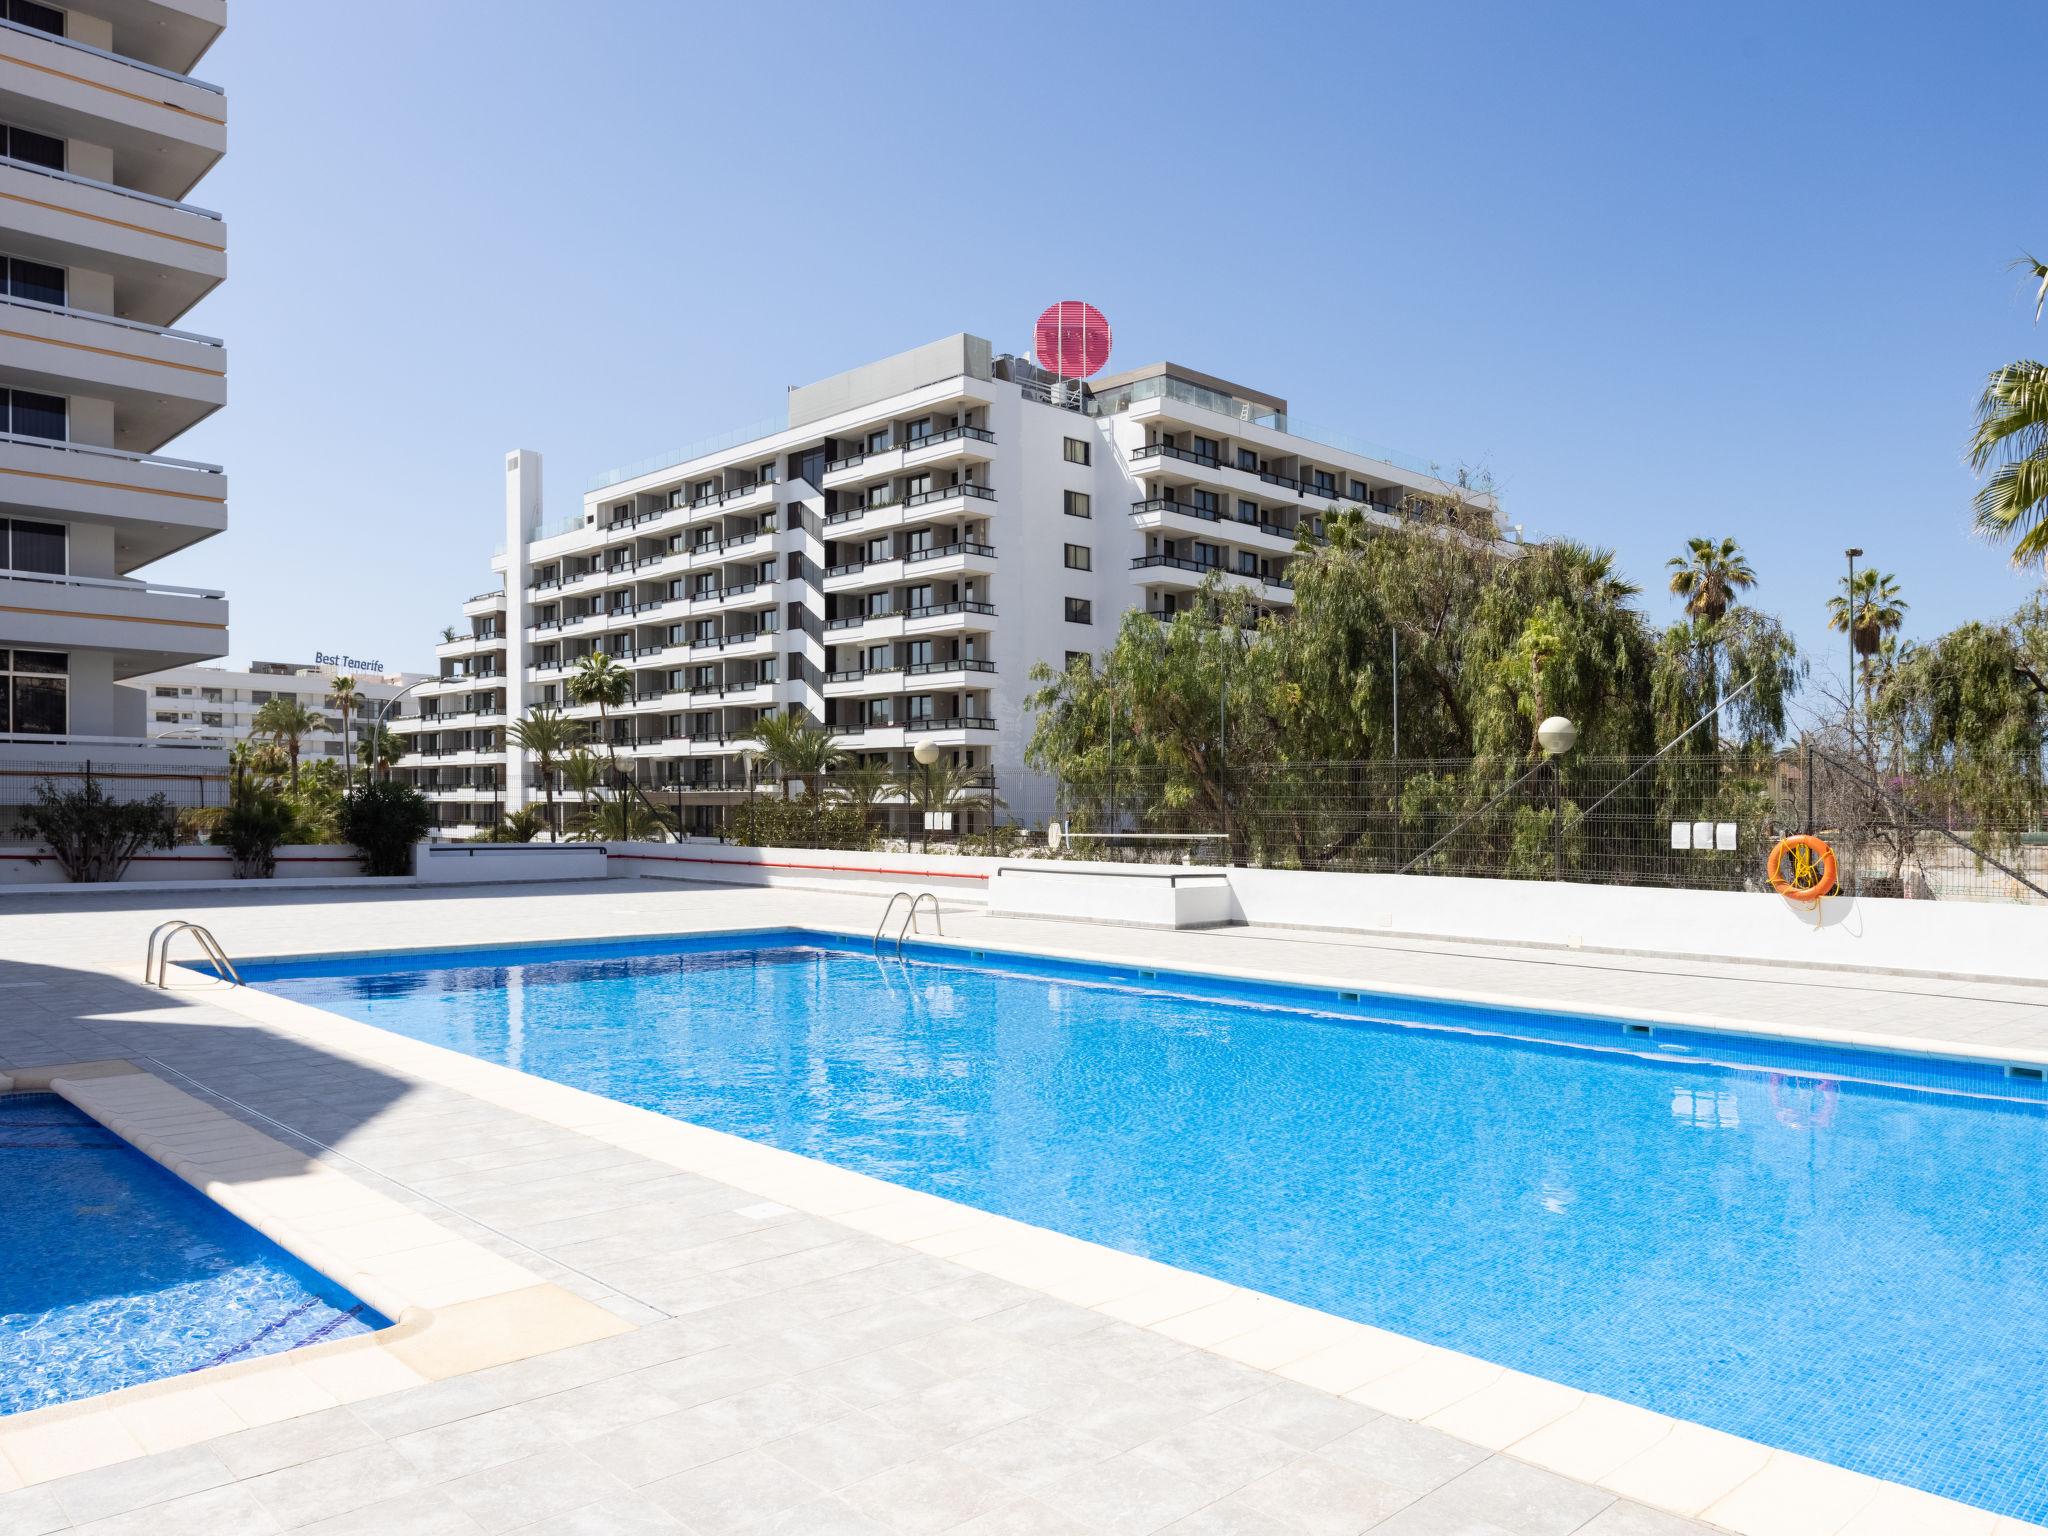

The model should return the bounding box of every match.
[0,878,2041,1536]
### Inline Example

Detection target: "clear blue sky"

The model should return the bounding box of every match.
[151,1,2048,715]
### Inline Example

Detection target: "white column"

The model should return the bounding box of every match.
[503,449,542,813]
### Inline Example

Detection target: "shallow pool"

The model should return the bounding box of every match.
[2,1093,389,1415]
[243,932,2048,1519]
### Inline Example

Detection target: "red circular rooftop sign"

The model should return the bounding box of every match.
[1034,300,1112,379]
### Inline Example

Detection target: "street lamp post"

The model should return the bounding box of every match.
[913,741,940,854]
[1537,715,1578,883]
[1845,547,1863,748]
[738,744,759,844]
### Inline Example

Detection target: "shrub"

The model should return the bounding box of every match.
[338,780,434,876]
[726,795,874,851]
[218,783,299,879]
[16,772,178,883]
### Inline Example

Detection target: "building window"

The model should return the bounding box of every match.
[1,517,64,573]
[1063,544,1091,571]
[1065,651,1091,672]
[1237,448,1258,471]
[0,648,65,734]
[3,389,65,441]
[154,710,176,723]
[201,711,221,727]
[0,121,63,171]
[6,3,64,38]
[2,256,63,307]
[1063,490,1090,519]
[1064,597,1092,625]
[1063,437,1090,466]
[153,684,178,698]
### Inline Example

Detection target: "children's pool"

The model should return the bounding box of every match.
[242,931,2048,1519]
[2,1093,388,1416]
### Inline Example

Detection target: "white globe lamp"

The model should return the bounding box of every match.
[1536,716,1577,756]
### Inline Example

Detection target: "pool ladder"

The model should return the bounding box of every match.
[145,921,242,988]
[874,891,942,958]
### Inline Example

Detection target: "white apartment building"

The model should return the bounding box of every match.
[120,661,431,758]
[402,334,1499,836]
[0,1,230,777]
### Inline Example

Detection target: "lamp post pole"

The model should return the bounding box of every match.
[913,741,940,855]
[1537,716,1578,883]
[1845,547,1863,749]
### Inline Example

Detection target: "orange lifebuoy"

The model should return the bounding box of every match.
[1767,834,1837,902]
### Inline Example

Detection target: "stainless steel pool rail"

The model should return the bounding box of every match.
[145,920,242,987]
[874,891,943,959]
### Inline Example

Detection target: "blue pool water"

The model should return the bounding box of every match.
[2,1093,388,1415]
[242,932,2048,1519]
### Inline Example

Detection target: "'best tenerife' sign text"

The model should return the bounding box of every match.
[315,651,385,673]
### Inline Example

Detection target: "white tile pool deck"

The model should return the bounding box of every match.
[1,876,2044,1536]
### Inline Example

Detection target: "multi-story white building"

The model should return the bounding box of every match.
[0,1,229,779]
[402,334,1499,836]
[120,660,431,758]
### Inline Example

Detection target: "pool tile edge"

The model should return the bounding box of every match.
[0,1066,632,1489]
[184,978,2048,1536]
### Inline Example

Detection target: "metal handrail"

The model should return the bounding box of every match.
[145,920,240,987]
[875,891,914,956]
[895,892,942,957]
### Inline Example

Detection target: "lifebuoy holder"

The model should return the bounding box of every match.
[1767,834,1837,902]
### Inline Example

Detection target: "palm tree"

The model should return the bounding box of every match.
[742,710,844,798]
[329,675,358,794]
[252,696,323,792]
[510,705,577,840]
[570,794,670,843]
[355,725,406,780]
[828,758,895,829]
[1827,569,1907,710]
[567,652,633,787]
[1665,537,1756,624]
[1968,359,2048,564]
[897,755,986,842]
[559,746,606,821]
[481,805,549,843]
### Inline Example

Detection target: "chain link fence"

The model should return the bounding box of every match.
[1043,750,2048,905]
[0,760,231,840]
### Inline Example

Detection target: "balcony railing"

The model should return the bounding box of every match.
[1132,443,1219,469]
[904,425,996,452]
[906,716,997,732]
[0,291,223,347]
[0,151,221,220]
[0,426,222,475]
[0,569,224,599]
[907,659,995,676]
[908,600,996,619]
[0,14,225,93]
[1130,497,1222,523]
[905,541,995,565]
[905,484,995,509]
[1131,555,1218,576]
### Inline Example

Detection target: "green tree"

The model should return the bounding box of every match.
[480,805,550,843]
[570,792,670,842]
[356,725,406,779]
[899,754,994,841]
[567,652,634,786]
[329,675,358,794]
[827,758,897,830]
[337,780,434,875]
[18,771,177,883]
[1827,569,1908,713]
[1968,253,2048,562]
[510,705,577,840]
[743,710,845,797]
[252,696,325,792]
[1665,537,1756,624]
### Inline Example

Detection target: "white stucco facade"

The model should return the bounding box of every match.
[401,335,1500,834]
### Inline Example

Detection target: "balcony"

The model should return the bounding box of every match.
[0,21,227,202]
[0,568,225,669]
[0,432,225,565]
[905,540,995,566]
[905,716,996,732]
[1131,443,1219,470]
[0,156,224,327]
[1130,497,1223,525]
[0,294,226,449]
[908,600,995,621]
[907,659,995,677]
[905,483,995,510]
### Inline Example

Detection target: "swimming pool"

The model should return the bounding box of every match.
[242,931,2048,1520]
[2,1093,389,1416]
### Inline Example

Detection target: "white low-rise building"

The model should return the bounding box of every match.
[120,660,431,759]
[402,333,1500,836]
